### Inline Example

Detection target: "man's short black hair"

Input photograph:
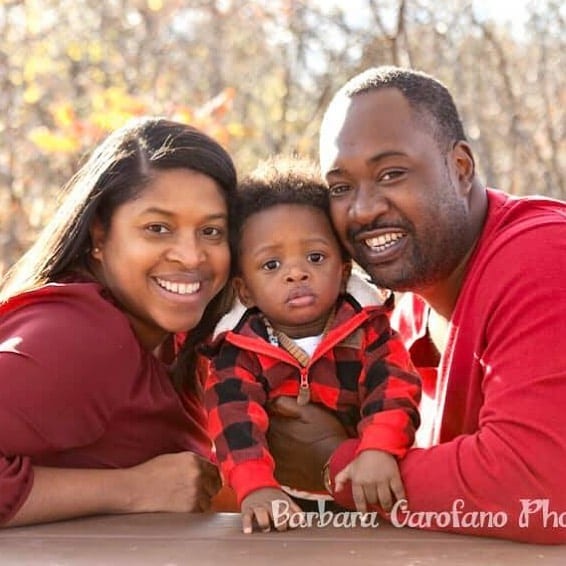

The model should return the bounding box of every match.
[338,66,467,151]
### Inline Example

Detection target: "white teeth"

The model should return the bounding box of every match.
[155,278,200,295]
[365,232,405,252]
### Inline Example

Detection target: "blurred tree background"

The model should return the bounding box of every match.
[0,0,564,276]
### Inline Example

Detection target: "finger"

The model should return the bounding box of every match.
[200,462,222,496]
[267,396,302,418]
[334,466,350,493]
[272,509,289,532]
[362,482,379,507]
[197,494,212,512]
[289,500,303,515]
[242,511,254,535]
[254,508,272,533]
[377,483,393,513]
[390,475,406,506]
[277,500,303,531]
[352,482,367,513]
[203,473,222,498]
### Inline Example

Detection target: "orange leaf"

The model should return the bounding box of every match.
[28,127,80,153]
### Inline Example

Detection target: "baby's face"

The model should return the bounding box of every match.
[234,203,349,338]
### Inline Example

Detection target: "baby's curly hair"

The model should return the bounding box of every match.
[232,156,348,267]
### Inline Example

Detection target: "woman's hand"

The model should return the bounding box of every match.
[127,451,221,513]
[5,452,221,527]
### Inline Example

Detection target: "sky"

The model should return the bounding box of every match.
[323,0,532,34]
[473,0,530,31]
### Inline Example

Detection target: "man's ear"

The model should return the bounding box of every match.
[452,141,475,196]
[89,217,106,261]
[233,276,256,308]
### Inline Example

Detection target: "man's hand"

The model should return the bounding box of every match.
[334,449,405,513]
[266,397,348,492]
[240,488,303,534]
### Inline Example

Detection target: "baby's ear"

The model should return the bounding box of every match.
[233,277,256,308]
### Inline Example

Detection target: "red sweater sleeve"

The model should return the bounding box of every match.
[0,284,141,524]
[205,341,279,504]
[356,315,421,457]
[330,216,566,544]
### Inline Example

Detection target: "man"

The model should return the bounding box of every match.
[268,66,566,543]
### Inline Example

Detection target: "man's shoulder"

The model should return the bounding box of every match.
[472,190,566,273]
[485,189,566,240]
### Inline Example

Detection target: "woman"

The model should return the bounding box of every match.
[0,117,237,526]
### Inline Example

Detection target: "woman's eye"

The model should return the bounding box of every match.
[262,259,280,271]
[201,226,225,239]
[308,252,325,264]
[146,223,169,234]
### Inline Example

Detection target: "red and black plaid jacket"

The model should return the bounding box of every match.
[204,293,421,504]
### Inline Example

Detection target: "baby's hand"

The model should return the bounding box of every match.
[334,449,405,513]
[240,487,303,534]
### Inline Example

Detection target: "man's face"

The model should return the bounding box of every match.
[319,88,473,294]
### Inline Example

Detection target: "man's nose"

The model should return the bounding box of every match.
[349,181,389,225]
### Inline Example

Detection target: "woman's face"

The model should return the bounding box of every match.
[91,168,230,350]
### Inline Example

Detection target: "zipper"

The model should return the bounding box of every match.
[224,306,368,406]
[297,367,310,406]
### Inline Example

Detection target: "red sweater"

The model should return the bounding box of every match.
[0,282,211,524]
[205,294,421,504]
[329,189,566,544]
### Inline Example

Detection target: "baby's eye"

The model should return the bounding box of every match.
[262,259,280,271]
[308,252,325,264]
[146,223,170,234]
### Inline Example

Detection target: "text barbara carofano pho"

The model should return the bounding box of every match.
[270,498,566,530]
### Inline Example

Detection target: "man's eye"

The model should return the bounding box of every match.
[308,252,325,264]
[328,184,351,198]
[262,259,280,271]
[379,170,405,182]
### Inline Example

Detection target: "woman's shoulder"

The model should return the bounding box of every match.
[0,281,141,366]
[3,280,123,322]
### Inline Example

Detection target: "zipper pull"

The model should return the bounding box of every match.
[297,368,310,406]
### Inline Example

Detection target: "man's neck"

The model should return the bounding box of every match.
[419,181,488,319]
[417,250,472,320]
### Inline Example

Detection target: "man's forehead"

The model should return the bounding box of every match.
[319,89,417,166]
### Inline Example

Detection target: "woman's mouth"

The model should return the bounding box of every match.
[154,277,201,296]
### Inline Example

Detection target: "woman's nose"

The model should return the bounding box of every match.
[165,234,205,267]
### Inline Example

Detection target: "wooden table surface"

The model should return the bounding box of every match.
[1,512,564,565]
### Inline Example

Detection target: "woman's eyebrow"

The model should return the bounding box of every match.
[138,207,227,221]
